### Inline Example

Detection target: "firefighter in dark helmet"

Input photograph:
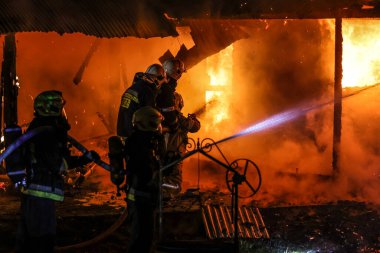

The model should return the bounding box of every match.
[16,90,99,253]
[156,59,200,197]
[125,106,165,253]
[117,64,167,140]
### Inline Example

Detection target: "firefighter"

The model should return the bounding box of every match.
[156,59,201,197]
[16,90,99,253]
[116,64,167,140]
[125,106,165,253]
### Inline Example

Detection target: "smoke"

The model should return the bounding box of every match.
[3,20,380,204]
[181,19,380,206]
[12,31,186,191]
[15,32,184,138]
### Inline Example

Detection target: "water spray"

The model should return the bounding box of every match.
[161,82,380,171]
[214,82,380,146]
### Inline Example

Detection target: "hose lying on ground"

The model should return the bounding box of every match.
[55,206,128,251]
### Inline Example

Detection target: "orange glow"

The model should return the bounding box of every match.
[342,20,380,87]
[207,45,233,86]
[205,45,233,126]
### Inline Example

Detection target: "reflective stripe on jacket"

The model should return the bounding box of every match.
[22,158,68,202]
[22,187,64,202]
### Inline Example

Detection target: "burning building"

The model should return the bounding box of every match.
[0,0,380,252]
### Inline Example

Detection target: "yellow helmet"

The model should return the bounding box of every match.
[34,90,66,117]
[132,106,164,132]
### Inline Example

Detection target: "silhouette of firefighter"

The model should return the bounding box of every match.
[15,90,99,253]
[156,59,201,197]
[124,106,165,253]
[117,64,167,140]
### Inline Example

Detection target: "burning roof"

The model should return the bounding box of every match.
[0,0,178,38]
[1,0,380,39]
[164,0,380,19]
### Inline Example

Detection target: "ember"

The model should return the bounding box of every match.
[0,182,6,192]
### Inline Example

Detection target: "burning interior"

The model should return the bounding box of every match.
[0,0,380,252]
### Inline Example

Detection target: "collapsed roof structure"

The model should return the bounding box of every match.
[1,0,380,38]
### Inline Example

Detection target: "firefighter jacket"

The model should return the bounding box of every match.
[164,113,201,162]
[22,116,91,201]
[117,73,160,138]
[156,77,178,132]
[156,78,201,134]
[125,130,165,201]
[156,79,200,193]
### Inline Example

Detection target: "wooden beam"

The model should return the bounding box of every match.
[163,0,380,19]
[332,18,343,176]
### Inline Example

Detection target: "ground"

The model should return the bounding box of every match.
[0,184,379,253]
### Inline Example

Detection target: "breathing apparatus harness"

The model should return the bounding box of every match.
[1,125,113,189]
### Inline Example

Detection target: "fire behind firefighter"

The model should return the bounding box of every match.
[124,106,165,253]
[116,64,167,140]
[157,59,201,197]
[16,90,99,253]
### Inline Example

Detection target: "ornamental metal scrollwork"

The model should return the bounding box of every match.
[185,137,197,152]
[200,138,216,153]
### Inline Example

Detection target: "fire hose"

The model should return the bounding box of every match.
[55,207,128,251]
[56,136,128,251]
[0,126,54,164]
[0,127,128,251]
[0,127,113,172]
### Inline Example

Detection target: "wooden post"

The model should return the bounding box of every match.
[1,33,18,128]
[332,18,343,177]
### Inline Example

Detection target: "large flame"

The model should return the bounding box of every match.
[342,19,380,87]
[205,45,233,127]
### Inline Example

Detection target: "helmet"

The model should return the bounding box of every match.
[163,59,186,80]
[132,106,164,132]
[174,92,184,111]
[34,90,66,117]
[145,64,167,87]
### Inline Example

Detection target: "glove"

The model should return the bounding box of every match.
[87,150,100,162]
[186,114,201,133]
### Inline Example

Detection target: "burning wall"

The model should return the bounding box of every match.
[182,19,380,206]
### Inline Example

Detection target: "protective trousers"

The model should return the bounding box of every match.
[126,198,155,253]
[16,195,56,253]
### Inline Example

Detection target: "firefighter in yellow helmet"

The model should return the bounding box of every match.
[157,59,200,197]
[117,64,167,139]
[125,106,165,253]
[16,90,99,253]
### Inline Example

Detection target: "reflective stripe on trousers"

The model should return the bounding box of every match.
[126,188,151,202]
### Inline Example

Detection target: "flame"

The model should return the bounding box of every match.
[207,45,233,86]
[205,91,227,123]
[342,20,380,87]
[205,45,233,127]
